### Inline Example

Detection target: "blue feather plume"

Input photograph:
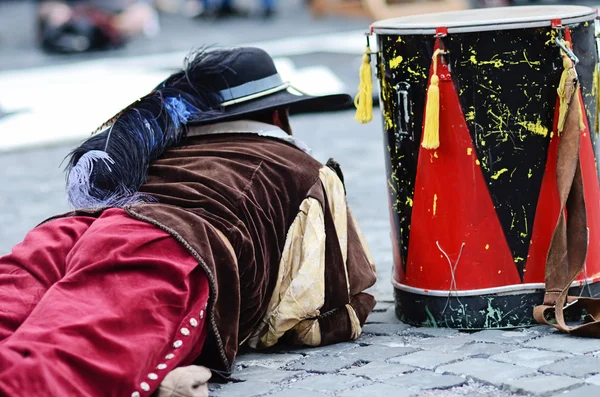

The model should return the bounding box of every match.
[64,48,239,209]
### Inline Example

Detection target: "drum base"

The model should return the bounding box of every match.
[394,282,600,330]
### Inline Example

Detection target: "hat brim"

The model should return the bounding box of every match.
[186,86,354,126]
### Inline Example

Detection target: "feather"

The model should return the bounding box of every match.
[64,48,240,209]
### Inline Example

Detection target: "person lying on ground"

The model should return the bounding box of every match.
[0,46,377,397]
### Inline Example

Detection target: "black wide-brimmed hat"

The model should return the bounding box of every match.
[184,47,353,126]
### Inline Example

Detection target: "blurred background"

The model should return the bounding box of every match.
[0,0,598,300]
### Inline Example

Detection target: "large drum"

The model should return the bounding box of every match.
[370,6,600,329]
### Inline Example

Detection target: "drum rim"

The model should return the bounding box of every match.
[371,5,596,35]
[393,274,600,297]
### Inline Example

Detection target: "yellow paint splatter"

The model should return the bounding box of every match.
[521,51,540,68]
[434,152,439,158]
[527,168,532,179]
[467,148,473,156]
[397,36,403,43]
[481,140,486,147]
[465,110,475,121]
[479,84,498,95]
[387,180,397,194]
[406,197,413,207]
[510,209,516,230]
[491,168,509,180]
[476,159,481,166]
[520,232,528,238]
[390,56,403,69]
[544,29,557,46]
[469,55,477,64]
[522,205,528,236]
[433,194,438,215]
[385,116,393,130]
[479,59,504,68]
[514,257,525,263]
[485,244,489,250]
[517,119,549,137]
[407,66,426,79]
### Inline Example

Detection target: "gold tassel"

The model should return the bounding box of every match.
[354,45,373,124]
[556,41,585,134]
[421,49,443,150]
[557,52,573,134]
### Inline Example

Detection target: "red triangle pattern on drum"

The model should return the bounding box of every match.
[576,90,600,282]
[525,93,600,284]
[523,103,560,284]
[406,60,521,291]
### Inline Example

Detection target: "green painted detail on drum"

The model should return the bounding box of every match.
[394,281,600,329]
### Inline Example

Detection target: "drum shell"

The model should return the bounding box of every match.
[376,20,600,328]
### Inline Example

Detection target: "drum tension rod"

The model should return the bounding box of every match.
[555,37,579,65]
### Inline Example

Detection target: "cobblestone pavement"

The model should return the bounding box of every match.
[4,2,600,395]
[3,110,600,396]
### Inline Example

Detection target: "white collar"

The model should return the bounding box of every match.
[186,120,312,154]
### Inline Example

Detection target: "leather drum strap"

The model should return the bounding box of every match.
[532,75,600,336]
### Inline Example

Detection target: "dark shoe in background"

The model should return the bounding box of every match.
[215,4,249,18]
[38,5,125,54]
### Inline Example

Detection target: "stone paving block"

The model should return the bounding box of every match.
[506,374,582,395]
[284,342,358,356]
[367,308,403,324]
[559,384,600,397]
[384,370,466,389]
[459,342,517,358]
[404,328,460,338]
[539,356,600,378]
[235,352,304,370]
[525,334,600,354]
[210,381,276,397]
[389,350,465,370]
[437,358,537,385]
[416,336,473,353]
[471,330,538,345]
[362,322,411,336]
[490,348,571,369]
[290,374,369,392]
[526,326,559,336]
[414,379,523,397]
[285,354,362,373]
[342,361,416,380]
[231,365,303,383]
[338,383,414,397]
[268,389,330,397]
[340,345,417,362]
[355,335,411,348]
[586,373,600,386]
